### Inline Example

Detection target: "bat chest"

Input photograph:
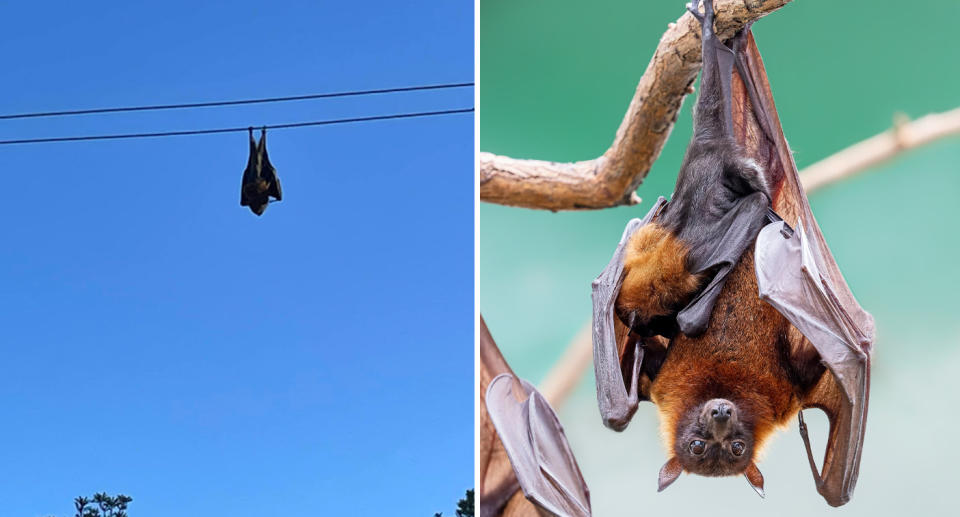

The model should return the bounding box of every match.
[243,179,269,196]
[649,252,802,427]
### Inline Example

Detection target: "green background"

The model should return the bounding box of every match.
[480,0,960,515]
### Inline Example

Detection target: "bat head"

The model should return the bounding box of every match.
[247,201,268,216]
[671,398,756,477]
[658,399,766,497]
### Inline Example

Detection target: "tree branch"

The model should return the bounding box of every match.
[480,0,792,211]
[800,107,960,192]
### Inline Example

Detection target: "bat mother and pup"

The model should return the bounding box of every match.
[591,0,874,508]
[484,1,874,513]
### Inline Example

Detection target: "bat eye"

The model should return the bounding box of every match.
[689,440,706,455]
[731,441,746,456]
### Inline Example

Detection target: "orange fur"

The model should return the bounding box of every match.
[649,248,803,463]
[616,224,702,321]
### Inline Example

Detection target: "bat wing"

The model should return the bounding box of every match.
[480,317,529,517]
[676,190,770,336]
[487,374,592,517]
[591,196,667,431]
[731,32,874,506]
[480,317,586,517]
[258,128,282,201]
[755,220,871,506]
[240,128,259,206]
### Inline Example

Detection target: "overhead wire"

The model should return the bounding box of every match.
[0,80,473,145]
[0,81,474,120]
[0,107,474,145]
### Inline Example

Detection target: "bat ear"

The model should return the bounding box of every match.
[657,456,684,492]
[743,461,765,498]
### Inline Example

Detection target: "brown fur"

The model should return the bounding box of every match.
[617,224,703,321]
[649,248,804,464]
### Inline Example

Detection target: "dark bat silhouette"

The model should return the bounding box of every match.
[479,316,592,517]
[240,127,282,215]
[591,0,873,507]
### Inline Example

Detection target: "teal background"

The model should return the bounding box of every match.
[480,1,960,515]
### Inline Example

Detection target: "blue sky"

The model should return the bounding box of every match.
[0,2,473,515]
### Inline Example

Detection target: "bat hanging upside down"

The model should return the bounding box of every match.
[240,127,282,216]
[593,0,874,507]
[616,1,775,490]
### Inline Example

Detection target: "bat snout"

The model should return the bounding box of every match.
[711,402,732,422]
[248,202,267,216]
[702,398,737,431]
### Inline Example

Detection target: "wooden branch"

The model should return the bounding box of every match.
[800,107,960,192]
[537,105,960,408]
[480,0,792,211]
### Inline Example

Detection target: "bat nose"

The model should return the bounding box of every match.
[705,399,734,423]
[712,403,731,422]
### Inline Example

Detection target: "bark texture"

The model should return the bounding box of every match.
[480,0,792,211]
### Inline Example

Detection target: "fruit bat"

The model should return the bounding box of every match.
[479,316,592,517]
[591,0,874,507]
[240,127,282,215]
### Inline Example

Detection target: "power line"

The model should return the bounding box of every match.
[0,81,473,121]
[0,107,473,145]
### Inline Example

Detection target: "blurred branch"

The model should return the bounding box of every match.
[537,323,593,409]
[800,107,960,192]
[539,105,960,407]
[480,0,792,211]
[538,324,594,407]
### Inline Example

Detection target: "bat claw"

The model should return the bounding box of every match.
[686,2,704,23]
[731,20,755,52]
[797,411,809,437]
